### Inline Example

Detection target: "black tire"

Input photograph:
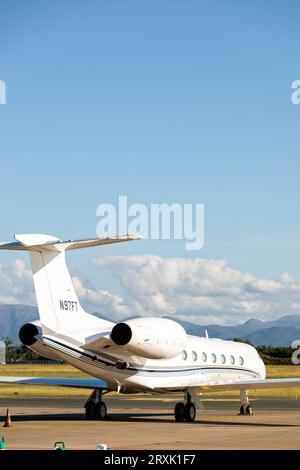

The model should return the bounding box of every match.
[85,401,96,420]
[174,402,185,422]
[184,402,196,422]
[95,401,107,420]
[245,405,254,416]
[239,405,246,415]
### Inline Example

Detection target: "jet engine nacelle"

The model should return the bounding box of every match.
[19,321,61,360]
[19,321,42,346]
[110,317,187,359]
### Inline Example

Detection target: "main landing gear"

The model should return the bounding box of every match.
[239,389,254,416]
[85,389,108,420]
[174,391,197,422]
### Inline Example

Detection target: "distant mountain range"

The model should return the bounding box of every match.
[0,304,300,347]
[166,315,300,347]
[0,304,39,342]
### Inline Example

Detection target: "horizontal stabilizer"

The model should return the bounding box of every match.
[0,233,141,252]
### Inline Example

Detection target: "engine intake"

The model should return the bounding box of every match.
[19,323,42,346]
[111,323,132,346]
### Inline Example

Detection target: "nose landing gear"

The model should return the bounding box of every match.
[239,389,254,415]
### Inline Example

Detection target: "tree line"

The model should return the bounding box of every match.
[1,338,61,363]
[232,338,296,365]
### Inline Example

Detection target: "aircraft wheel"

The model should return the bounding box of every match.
[95,401,107,420]
[174,402,185,422]
[245,405,254,416]
[85,401,96,420]
[239,405,246,415]
[184,402,196,422]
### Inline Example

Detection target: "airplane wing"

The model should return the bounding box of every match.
[0,376,110,389]
[161,377,300,392]
[197,378,300,391]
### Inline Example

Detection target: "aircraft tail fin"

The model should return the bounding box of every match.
[0,234,139,335]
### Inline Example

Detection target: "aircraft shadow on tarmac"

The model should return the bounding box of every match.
[5,412,300,427]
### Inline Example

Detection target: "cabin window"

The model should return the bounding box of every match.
[192,351,197,361]
[230,355,235,365]
[202,352,207,362]
[239,356,244,366]
[211,353,217,363]
[221,354,226,364]
[182,350,188,360]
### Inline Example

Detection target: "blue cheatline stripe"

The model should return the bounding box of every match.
[43,336,260,378]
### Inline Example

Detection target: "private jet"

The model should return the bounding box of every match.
[0,233,300,422]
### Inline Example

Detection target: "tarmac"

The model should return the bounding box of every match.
[1,396,300,450]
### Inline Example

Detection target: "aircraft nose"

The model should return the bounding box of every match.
[259,357,266,378]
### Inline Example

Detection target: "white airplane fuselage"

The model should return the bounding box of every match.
[33,330,266,393]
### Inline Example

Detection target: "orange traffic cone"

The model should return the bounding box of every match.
[3,409,12,428]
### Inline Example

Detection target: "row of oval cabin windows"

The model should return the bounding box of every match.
[182,350,244,366]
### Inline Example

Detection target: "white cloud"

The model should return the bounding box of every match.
[1,256,300,325]
[92,255,300,324]
[0,259,35,305]
[72,276,133,320]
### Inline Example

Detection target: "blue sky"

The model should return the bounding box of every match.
[0,1,300,323]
